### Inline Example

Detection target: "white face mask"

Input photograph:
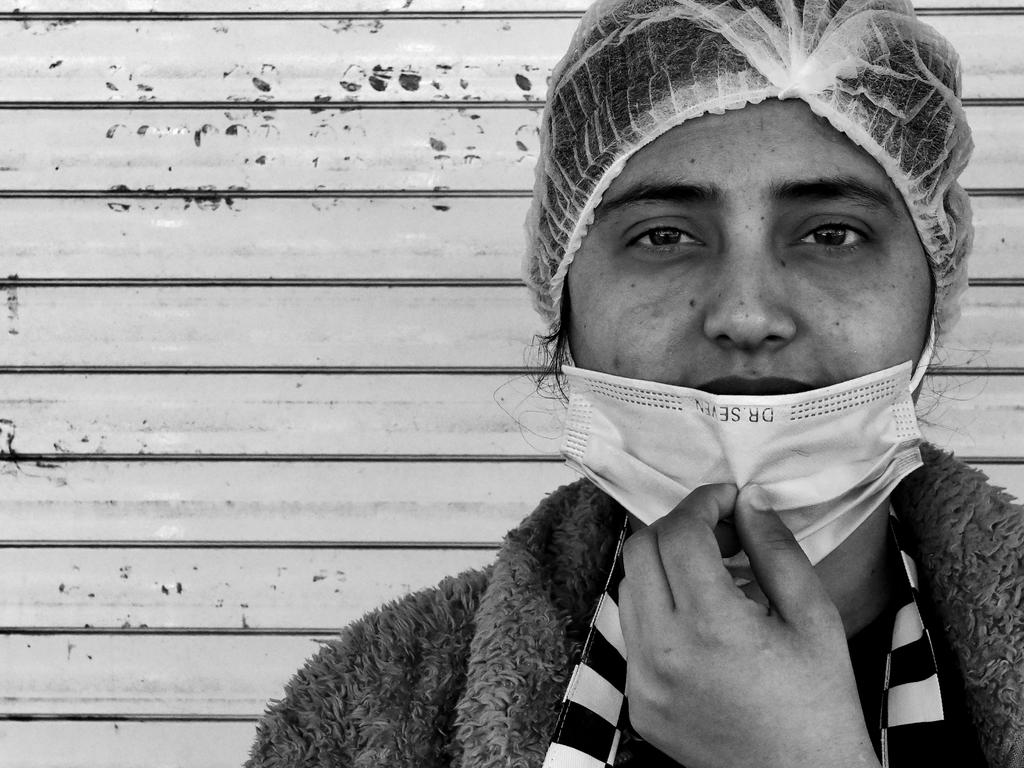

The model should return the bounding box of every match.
[560,331,932,575]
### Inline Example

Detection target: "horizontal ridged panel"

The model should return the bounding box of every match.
[979,464,1024,501]
[1,721,253,768]
[0,1,1018,12]
[0,285,1018,368]
[2,547,495,628]
[0,634,323,716]
[0,461,574,543]
[0,373,1017,457]
[0,460,1018,543]
[0,196,1021,281]
[0,16,1016,102]
[0,105,1016,190]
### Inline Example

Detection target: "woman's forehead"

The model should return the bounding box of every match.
[602,99,899,209]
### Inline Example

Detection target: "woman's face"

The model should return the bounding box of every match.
[567,99,932,395]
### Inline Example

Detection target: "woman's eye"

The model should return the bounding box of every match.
[633,227,695,247]
[800,224,864,247]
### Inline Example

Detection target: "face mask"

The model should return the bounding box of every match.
[560,331,932,574]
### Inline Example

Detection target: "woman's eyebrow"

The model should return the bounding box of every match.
[769,176,900,215]
[594,182,722,222]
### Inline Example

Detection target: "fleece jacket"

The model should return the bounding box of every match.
[246,444,1024,768]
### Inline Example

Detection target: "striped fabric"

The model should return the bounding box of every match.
[881,512,947,766]
[542,508,945,768]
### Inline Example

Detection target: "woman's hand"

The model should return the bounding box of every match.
[618,484,880,768]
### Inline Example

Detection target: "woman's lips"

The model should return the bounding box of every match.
[695,376,818,396]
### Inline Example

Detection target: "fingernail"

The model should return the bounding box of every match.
[743,484,771,512]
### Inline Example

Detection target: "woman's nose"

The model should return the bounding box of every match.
[700,251,797,352]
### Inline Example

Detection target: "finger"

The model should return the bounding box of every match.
[621,526,676,612]
[652,484,740,602]
[617,577,642,659]
[733,485,833,624]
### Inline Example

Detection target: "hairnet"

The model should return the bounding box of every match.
[523,0,975,337]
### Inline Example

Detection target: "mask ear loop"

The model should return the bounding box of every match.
[909,319,936,393]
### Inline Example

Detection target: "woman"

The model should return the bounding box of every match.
[247,0,1024,766]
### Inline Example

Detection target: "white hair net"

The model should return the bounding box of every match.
[523,0,975,337]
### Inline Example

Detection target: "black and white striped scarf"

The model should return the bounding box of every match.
[543,508,944,768]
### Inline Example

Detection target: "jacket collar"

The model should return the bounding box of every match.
[454,444,1024,767]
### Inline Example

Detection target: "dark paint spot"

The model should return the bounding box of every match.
[105,82,118,91]
[49,60,62,69]
[252,76,271,92]
[433,204,450,211]
[459,78,469,89]
[5,287,18,337]
[515,140,528,151]
[689,299,696,308]
[195,196,222,211]
[194,123,217,147]
[429,137,447,151]
[515,73,532,91]
[398,71,421,91]
[368,65,393,92]
[255,155,266,165]
[137,125,149,135]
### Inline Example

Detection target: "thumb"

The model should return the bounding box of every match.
[733,485,831,624]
